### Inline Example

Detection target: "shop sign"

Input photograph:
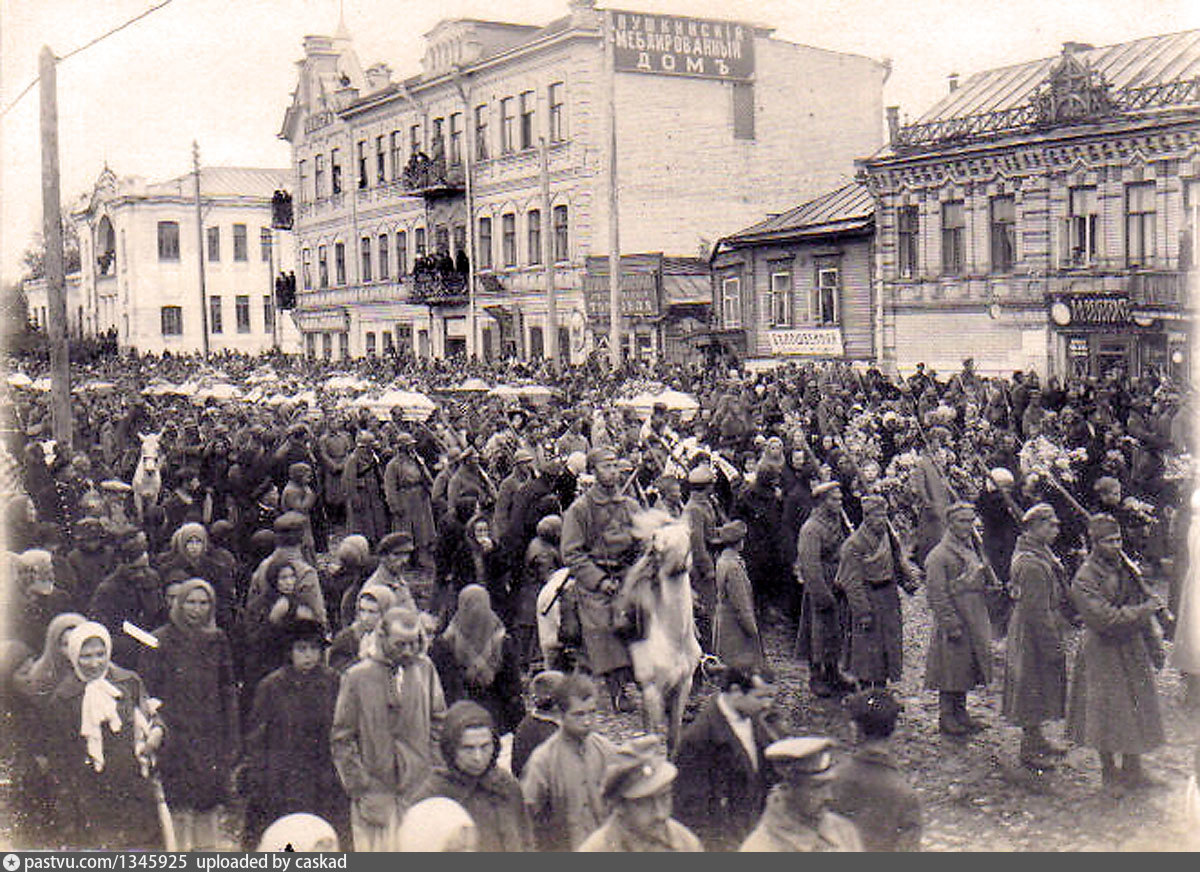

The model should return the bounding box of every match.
[1068,337,1090,358]
[583,272,659,320]
[1049,294,1131,326]
[610,10,755,81]
[766,328,844,357]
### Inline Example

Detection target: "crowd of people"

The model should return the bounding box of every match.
[0,346,1197,852]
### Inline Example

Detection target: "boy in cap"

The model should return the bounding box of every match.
[740,736,863,852]
[510,669,565,779]
[577,735,702,852]
[829,690,922,852]
[364,532,418,612]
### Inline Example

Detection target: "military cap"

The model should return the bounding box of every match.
[1021,503,1058,526]
[602,736,678,802]
[513,447,536,465]
[713,519,748,546]
[812,480,842,498]
[1088,513,1121,540]
[586,446,618,470]
[100,479,133,494]
[1092,476,1121,494]
[764,736,837,781]
[989,467,1015,488]
[861,494,887,515]
[687,465,715,485]
[946,502,976,520]
[395,432,416,448]
[378,530,416,554]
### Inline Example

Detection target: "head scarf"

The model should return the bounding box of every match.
[169,578,218,636]
[439,700,497,777]
[65,621,121,772]
[337,534,370,567]
[23,611,86,694]
[396,798,476,852]
[355,582,398,663]
[170,522,209,564]
[442,585,505,688]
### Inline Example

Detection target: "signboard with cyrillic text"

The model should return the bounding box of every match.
[766,328,844,357]
[610,10,755,81]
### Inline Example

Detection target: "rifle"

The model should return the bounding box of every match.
[1040,469,1176,636]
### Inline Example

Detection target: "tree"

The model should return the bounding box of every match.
[20,216,81,280]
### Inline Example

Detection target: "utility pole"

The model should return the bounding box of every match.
[604,11,621,372]
[39,47,71,450]
[192,140,210,356]
[539,136,558,366]
[263,228,279,350]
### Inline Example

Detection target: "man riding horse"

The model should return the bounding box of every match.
[561,446,642,712]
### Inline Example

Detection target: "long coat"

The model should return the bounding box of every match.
[673,695,773,851]
[1066,553,1165,754]
[923,533,992,692]
[714,548,762,672]
[795,508,847,665]
[839,525,903,685]
[243,663,348,848]
[383,452,436,550]
[1171,510,1200,674]
[560,485,640,675]
[342,448,390,544]
[1002,535,1070,726]
[412,765,532,852]
[47,665,162,850]
[428,633,524,735]
[138,623,239,811]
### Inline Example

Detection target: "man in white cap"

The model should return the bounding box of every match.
[740,737,863,852]
[577,736,702,852]
[795,481,852,698]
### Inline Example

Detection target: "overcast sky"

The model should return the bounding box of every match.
[3,0,1198,285]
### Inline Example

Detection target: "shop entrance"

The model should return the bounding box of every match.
[1095,336,1133,377]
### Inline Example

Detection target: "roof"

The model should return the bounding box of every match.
[918,30,1200,124]
[720,182,873,246]
[146,167,291,199]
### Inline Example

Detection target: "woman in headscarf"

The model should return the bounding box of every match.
[243,619,347,850]
[5,494,54,553]
[47,621,165,850]
[12,549,76,653]
[429,585,522,735]
[138,579,239,851]
[330,534,376,630]
[328,582,397,674]
[11,612,86,844]
[155,523,236,629]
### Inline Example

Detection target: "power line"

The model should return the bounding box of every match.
[0,0,176,119]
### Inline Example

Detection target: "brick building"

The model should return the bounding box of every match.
[860,33,1199,381]
[278,0,887,362]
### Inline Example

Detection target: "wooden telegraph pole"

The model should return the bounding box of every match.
[539,136,558,366]
[39,47,72,450]
[604,11,621,372]
[193,141,211,356]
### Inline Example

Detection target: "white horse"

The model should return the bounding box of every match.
[615,508,701,752]
[131,431,163,522]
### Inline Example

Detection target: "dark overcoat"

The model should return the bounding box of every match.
[923,533,992,691]
[828,746,923,852]
[1002,534,1070,726]
[795,508,847,665]
[839,525,903,684]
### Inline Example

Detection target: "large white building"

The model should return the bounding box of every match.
[280,0,887,362]
[72,165,300,355]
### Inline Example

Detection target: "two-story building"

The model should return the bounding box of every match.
[860,33,1199,381]
[279,0,887,362]
[72,165,300,355]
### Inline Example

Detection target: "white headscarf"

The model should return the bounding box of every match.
[66,621,122,772]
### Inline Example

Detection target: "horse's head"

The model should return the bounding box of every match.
[632,508,691,578]
[138,431,163,473]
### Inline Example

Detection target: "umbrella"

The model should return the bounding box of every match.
[246,368,280,385]
[487,384,522,399]
[351,389,437,422]
[192,383,243,402]
[453,377,491,392]
[75,380,118,394]
[6,373,33,389]
[31,377,52,393]
[615,388,699,421]
[326,374,370,391]
[518,384,558,404]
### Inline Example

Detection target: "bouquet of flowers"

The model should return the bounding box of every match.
[1020,435,1086,484]
[1121,495,1156,526]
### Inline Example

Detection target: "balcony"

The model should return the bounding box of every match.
[408,269,468,306]
[298,281,409,308]
[1127,270,1191,307]
[399,154,465,198]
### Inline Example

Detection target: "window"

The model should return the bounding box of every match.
[1126,182,1156,267]
[415,227,426,258]
[475,105,489,160]
[721,276,741,328]
[449,113,462,166]
[314,154,326,198]
[941,200,965,275]
[391,131,405,181]
[161,306,182,335]
[990,195,1016,273]
[410,124,421,159]
[732,82,755,140]
[322,333,332,360]
[1183,181,1200,269]
[357,140,368,189]
[478,217,493,269]
[454,225,466,263]
[302,248,313,289]
[260,228,271,262]
[502,213,516,267]
[376,136,386,184]
[383,331,395,355]
[519,90,535,150]
[553,205,569,262]
[236,295,251,333]
[548,82,565,142]
[263,295,275,334]
[233,224,248,261]
[331,149,342,194]
[361,236,373,282]
[435,226,449,257]
[209,295,223,334]
[298,160,308,203]
[334,242,346,285]
[1067,186,1099,267]
[432,118,444,160]
[206,226,220,262]
[500,98,514,153]
[814,265,839,324]
[157,221,180,261]
[528,209,542,265]
[338,332,349,360]
[396,231,408,274]
[898,205,919,279]
[306,333,316,358]
[365,331,377,357]
[769,269,792,327]
[378,234,389,280]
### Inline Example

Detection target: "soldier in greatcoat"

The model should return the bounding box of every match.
[923,502,993,735]
[795,481,851,698]
[1066,513,1165,793]
[839,495,919,689]
[561,447,641,712]
[1001,503,1072,770]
